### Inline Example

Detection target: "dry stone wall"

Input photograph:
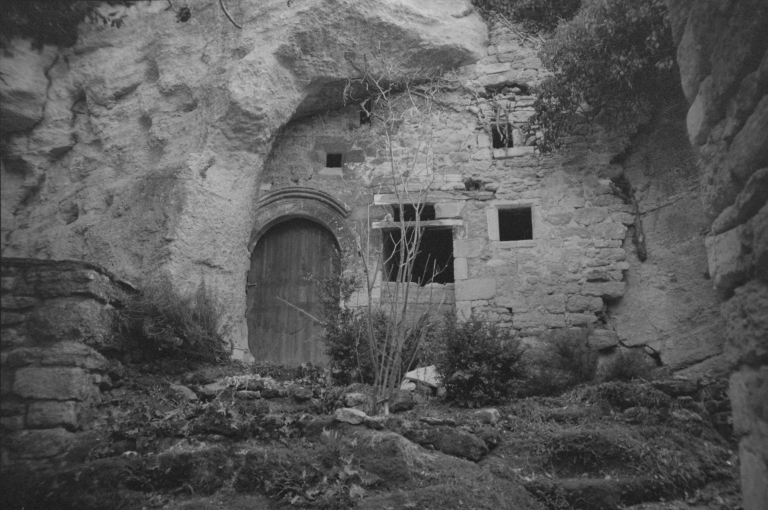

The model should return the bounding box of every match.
[0,258,132,465]
[667,1,768,508]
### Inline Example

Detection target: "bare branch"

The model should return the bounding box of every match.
[219,0,242,29]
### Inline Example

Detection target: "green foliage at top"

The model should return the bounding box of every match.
[0,1,133,48]
[533,0,676,150]
[432,312,526,407]
[472,0,582,32]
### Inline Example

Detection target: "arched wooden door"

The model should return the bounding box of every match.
[247,218,339,366]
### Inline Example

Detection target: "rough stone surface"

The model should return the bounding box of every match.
[0,0,487,358]
[474,408,500,425]
[9,428,75,459]
[334,407,368,425]
[25,401,79,430]
[13,367,96,401]
[721,280,768,367]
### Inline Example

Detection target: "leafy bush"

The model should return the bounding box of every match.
[472,0,582,32]
[319,273,427,386]
[600,348,656,382]
[525,327,598,396]
[533,0,676,150]
[118,276,229,363]
[432,312,526,406]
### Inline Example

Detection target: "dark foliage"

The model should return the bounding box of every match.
[600,348,656,382]
[0,1,134,48]
[472,0,582,32]
[525,327,598,396]
[532,0,676,150]
[432,312,526,406]
[117,276,229,363]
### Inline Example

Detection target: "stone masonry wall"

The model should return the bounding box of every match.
[667,1,768,508]
[261,21,638,354]
[1,258,132,465]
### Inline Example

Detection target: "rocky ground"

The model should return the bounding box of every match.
[0,359,741,510]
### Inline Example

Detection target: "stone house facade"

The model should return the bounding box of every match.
[249,22,635,364]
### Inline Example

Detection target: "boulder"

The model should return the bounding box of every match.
[474,408,501,425]
[0,42,58,134]
[169,384,198,401]
[403,365,442,389]
[389,390,416,413]
[334,408,368,425]
[344,392,369,408]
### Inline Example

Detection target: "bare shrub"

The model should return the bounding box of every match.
[118,276,228,362]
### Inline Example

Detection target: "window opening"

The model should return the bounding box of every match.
[360,99,372,125]
[383,228,454,285]
[392,204,435,222]
[499,208,533,241]
[326,153,343,168]
[491,123,514,149]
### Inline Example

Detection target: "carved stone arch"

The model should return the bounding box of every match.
[248,187,357,256]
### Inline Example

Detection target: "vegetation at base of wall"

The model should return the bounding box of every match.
[600,348,657,382]
[430,312,526,407]
[472,0,582,32]
[319,272,428,386]
[117,276,229,363]
[523,327,599,396]
[531,0,676,151]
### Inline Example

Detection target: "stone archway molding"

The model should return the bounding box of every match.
[248,187,357,257]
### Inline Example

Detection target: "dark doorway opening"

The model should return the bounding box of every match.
[383,228,454,285]
[499,208,533,241]
[491,123,514,149]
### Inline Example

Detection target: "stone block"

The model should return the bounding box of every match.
[581,282,625,300]
[26,401,79,430]
[722,281,768,366]
[455,301,472,320]
[706,225,752,296]
[492,146,534,159]
[10,428,74,459]
[455,279,496,301]
[454,257,468,280]
[1,312,26,326]
[434,202,465,219]
[728,83,768,182]
[453,238,486,258]
[566,313,598,326]
[729,366,768,438]
[27,299,113,347]
[712,168,768,235]
[0,296,38,310]
[588,330,618,350]
[6,347,42,367]
[591,222,627,240]
[40,341,109,370]
[566,295,603,313]
[740,433,768,510]
[573,208,608,226]
[13,367,96,401]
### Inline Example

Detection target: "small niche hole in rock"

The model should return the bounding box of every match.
[499,208,532,241]
[326,153,343,168]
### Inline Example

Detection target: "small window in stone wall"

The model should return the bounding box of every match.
[491,123,514,149]
[498,208,533,241]
[326,153,343,168]
[383,227,454,285]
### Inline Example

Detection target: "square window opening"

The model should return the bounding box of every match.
[383,228,454,285]
[392,204,435,222]
[499,208,533,241]
[491,123,514,149]
[326,153,343,168]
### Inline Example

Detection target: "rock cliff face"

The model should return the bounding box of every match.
[667,1,768,508]
[0,0,487,356]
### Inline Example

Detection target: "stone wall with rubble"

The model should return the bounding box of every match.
[667,1,768,508]
[0,258,131,465]
[260,20,725,368]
